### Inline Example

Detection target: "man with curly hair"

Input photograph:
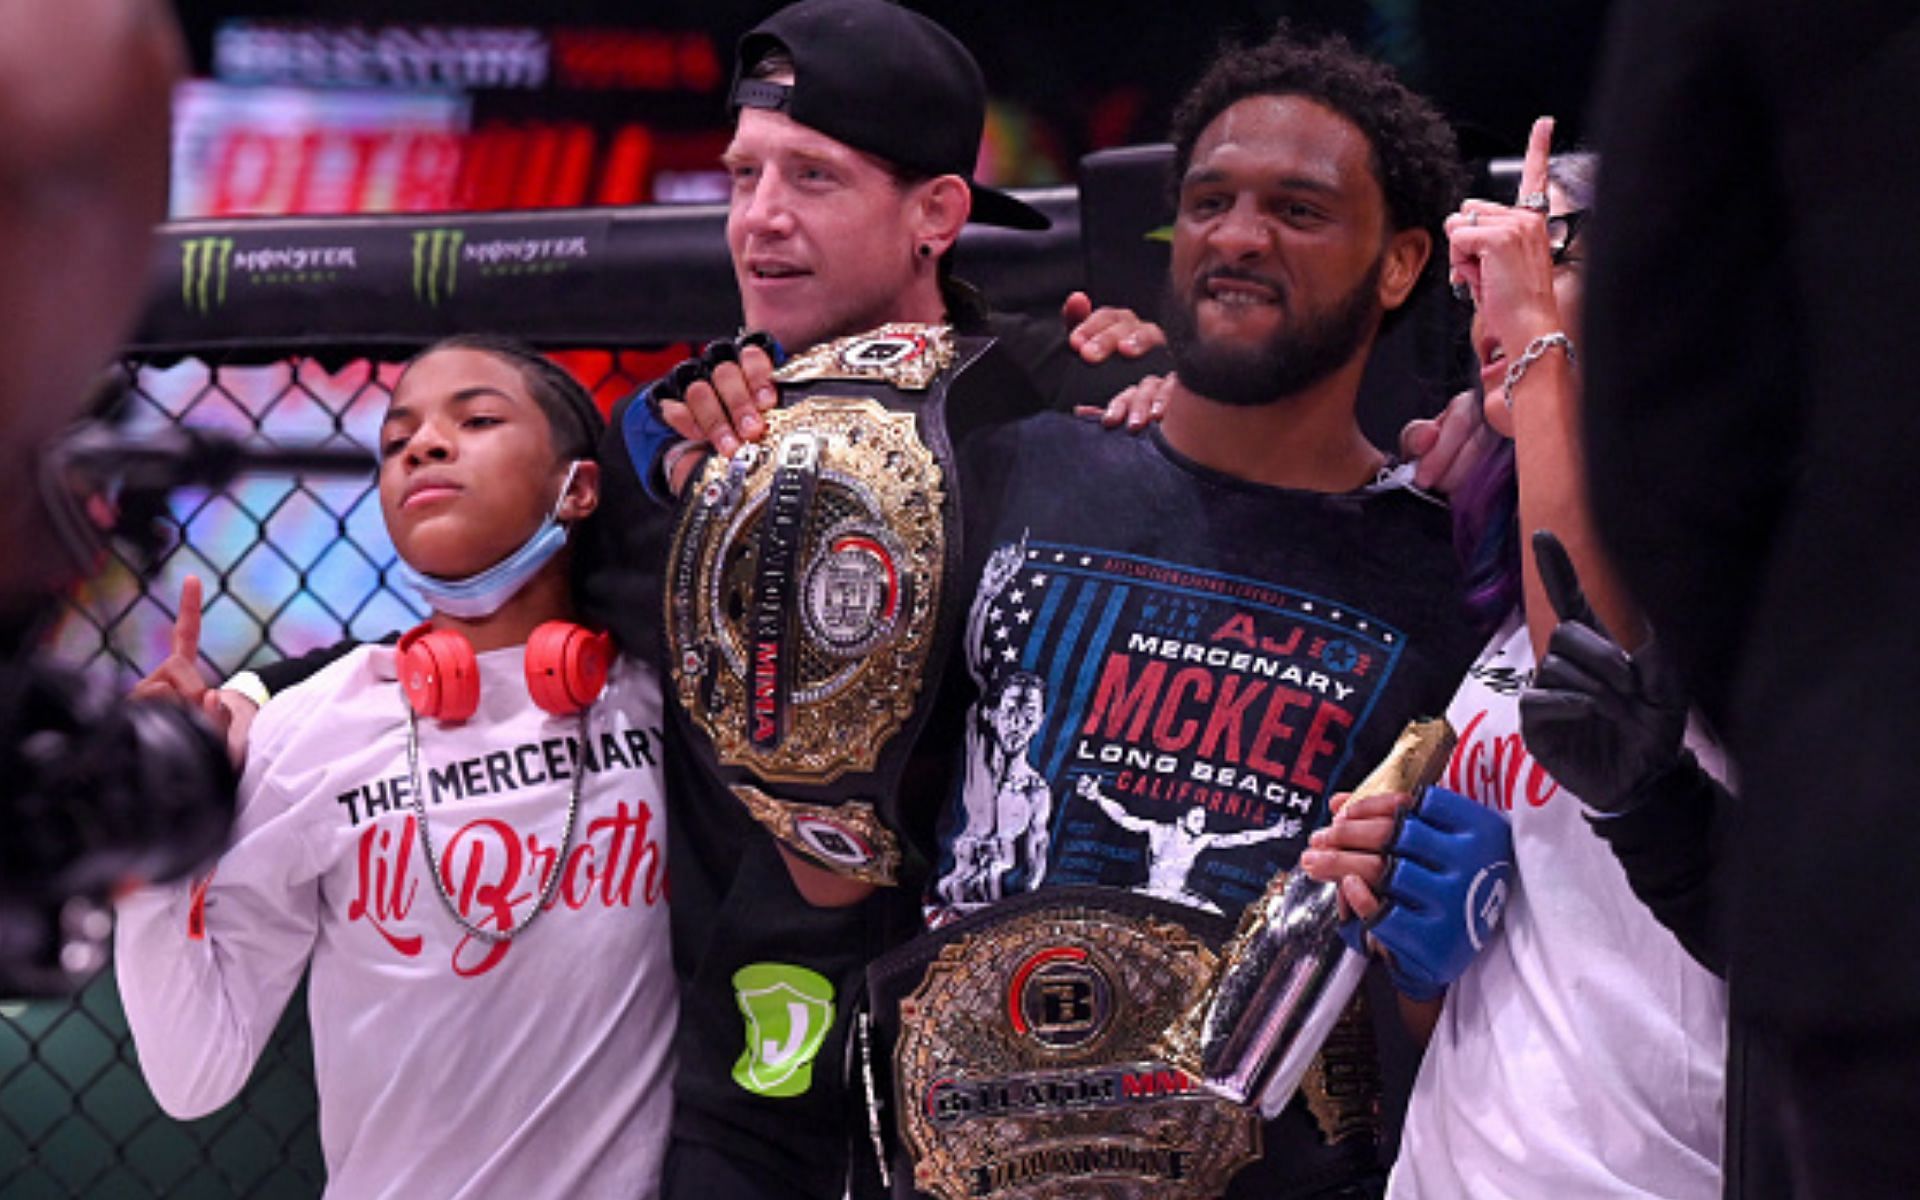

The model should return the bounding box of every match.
[1151,24,1466,412]
[813,26,1493,1197]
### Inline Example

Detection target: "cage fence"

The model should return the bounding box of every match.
[3,345,663,1199]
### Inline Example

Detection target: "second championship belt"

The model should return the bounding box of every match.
[867,888,1264,1200]
[665,323,1038,885]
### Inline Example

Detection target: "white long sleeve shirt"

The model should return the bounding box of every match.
[115,643,675,1199]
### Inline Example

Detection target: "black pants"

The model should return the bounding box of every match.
[661,1140,793,1200]
[661,1138,887,1200]
[1734,1022,1920,1198]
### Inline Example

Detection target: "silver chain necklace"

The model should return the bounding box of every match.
[405,704,588,944]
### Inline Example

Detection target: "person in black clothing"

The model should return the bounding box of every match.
[1517,535,1793,1197]
[1577,2,1920,1195]
[589,5,1166,1195]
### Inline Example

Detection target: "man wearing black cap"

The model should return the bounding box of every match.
[614,4,1164,1199]
[624,0,1154,476]
[723,0,1049,343]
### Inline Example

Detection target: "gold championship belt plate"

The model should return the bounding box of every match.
[666,324,1042,884]
[868,888,1263,1199]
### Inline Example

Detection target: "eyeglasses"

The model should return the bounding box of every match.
[1547,209,1589,265]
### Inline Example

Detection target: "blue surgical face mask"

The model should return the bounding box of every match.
[396,461,583,620]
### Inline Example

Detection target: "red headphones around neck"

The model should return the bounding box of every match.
[397,621,614,723]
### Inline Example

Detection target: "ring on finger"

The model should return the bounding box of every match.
[1468,210,1480,226]
[1519,190,1549,213]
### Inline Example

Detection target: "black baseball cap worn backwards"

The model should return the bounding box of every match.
[729,0,1050,231]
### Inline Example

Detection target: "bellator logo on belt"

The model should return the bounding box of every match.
[1008,946,1116,1052]
[801,527,908,657]
[666,324,964,885]
[801,325,950,389]
[893,902,1262,1199]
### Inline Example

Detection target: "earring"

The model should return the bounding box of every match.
[917,243,933,259]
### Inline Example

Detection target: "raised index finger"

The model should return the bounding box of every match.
[1517,116,1555,208]
[173,574,204,662]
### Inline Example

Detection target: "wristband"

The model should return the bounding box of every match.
[223,670,271,710]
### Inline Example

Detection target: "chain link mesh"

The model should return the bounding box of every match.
[2,345,669,1197]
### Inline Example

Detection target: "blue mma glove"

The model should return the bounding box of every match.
[624,332,786,504]
[1345,785,1514,1001]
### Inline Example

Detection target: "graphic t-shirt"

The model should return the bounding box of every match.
[930,415,1479,925]
[115,645,675,1199]
[1391,614,1726,1199]
[924,413,1482,1195]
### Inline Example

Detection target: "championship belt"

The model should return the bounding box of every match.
[665,323,1041,885]
[867,887,1264,1199]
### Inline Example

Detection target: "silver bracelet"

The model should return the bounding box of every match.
[1502,332,1576,410]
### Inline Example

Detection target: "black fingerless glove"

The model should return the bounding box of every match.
[627,331,786,503]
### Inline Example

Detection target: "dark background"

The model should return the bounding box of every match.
[172,0,1617,177]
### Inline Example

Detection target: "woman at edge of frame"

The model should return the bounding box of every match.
[1303,121,1729,1198]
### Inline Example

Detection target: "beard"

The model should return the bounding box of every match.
[1163,256,1385,408]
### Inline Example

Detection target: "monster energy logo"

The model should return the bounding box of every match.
[180,237,234,315]
[413,228,465,306]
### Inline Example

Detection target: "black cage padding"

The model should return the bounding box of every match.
[133,188,1083,363]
